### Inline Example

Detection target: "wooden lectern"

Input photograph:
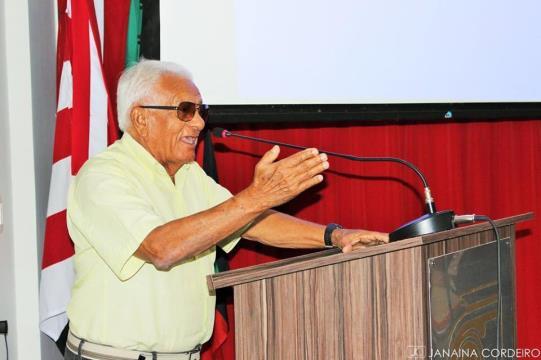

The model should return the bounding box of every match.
[207,213,533,359]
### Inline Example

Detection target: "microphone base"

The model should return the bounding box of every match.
[389,210,455,242]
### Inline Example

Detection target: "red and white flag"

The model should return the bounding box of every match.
[39,0,118,341]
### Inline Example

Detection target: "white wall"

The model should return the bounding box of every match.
[0,0,58,359]
[27,0,62,358]
[0,0,16,359]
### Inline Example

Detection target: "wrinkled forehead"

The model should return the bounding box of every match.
[154,72,202,104]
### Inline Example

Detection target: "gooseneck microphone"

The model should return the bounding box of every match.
[212,127,455,241]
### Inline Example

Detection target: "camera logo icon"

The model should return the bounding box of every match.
[407,345,427,359]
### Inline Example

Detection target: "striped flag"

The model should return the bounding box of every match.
[39,0,119,346]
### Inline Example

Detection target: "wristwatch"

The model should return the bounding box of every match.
[324,223,343,248]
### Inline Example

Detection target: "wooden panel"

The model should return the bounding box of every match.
[301,265,345,359]
[372,253,389,359]
[445,231,483,253]
[424,240,445,259]
[384,247,426,359]
[265,272,306,359]
[342,258,375,360]
[499,225,512,240]
[234,281,267,358]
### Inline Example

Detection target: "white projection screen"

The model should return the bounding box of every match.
[161,0,541,106]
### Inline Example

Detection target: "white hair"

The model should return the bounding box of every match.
[116,59,193,131]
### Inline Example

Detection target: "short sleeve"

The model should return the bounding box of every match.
[199,167,247,253]
[67,166,164,280]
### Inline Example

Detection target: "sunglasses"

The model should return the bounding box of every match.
[139,101,210,123]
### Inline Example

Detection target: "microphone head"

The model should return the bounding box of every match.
[211,127,230,138]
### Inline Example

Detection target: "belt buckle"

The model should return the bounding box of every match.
[187,345,200,360]
[137,345,201,360]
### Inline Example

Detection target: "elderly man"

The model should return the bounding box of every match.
[64,60,388,360]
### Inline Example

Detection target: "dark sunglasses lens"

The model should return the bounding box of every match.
[177,102,209,122]
[177,102,196,121]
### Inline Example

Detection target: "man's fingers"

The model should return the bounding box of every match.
[342,244,353,253]
[298,174,324,193]
[292,151,328,174]
[378,233,390,243]
[357,232,389,245]
[304,155,330,178]
[354,232,389,246]
[251,147,329,209]
[279,152,329,185]
[337,230,389,253]
[257,145,280,167]
[278,147,320,168]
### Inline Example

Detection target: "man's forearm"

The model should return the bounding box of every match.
[243,210,327,249]
[135,188,265,270]
[243,210,389,252]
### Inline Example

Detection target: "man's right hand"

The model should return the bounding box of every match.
[244,145,329,211]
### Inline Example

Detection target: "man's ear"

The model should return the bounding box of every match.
[131,107,149,138]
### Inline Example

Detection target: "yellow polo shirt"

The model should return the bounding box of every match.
[66,133,241,352]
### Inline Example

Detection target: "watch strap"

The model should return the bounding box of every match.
[324,223,342,248]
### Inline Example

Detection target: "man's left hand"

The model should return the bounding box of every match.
[332,228,389,253]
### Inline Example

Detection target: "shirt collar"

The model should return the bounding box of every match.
[120,132,192,182]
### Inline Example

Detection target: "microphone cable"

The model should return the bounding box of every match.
[2,333,7,360]
[212,127,438,214]
[0,320,7,360]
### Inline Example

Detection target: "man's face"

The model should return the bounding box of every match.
[142,73,205,173]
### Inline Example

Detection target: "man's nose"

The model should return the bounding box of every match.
[190,111,206,130]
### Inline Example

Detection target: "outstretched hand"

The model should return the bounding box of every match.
[246,145,329,211]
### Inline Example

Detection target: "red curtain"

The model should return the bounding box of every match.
[198,119,541,357]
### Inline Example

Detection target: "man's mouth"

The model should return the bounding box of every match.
[180,136,198,145]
